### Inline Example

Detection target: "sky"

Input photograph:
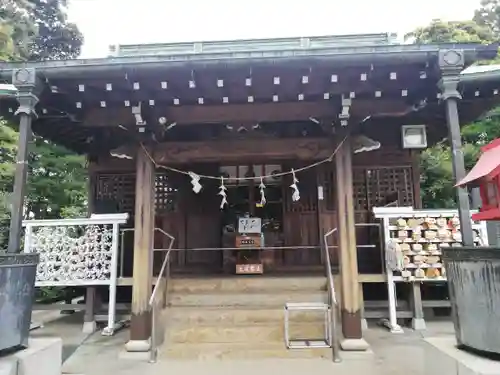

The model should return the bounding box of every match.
[67,0,482,59]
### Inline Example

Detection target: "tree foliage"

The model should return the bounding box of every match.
[0,0,86,249]
[27,0,83,61]
[0,0,82,60]
[0,0,37,60]
[410,12,500,208]
[405,19,496,44]
[474,0,500,37]
[0,22,17,60]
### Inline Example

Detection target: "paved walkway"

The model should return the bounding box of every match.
[54,321,456,375]
[30,311,91,362]
[27,310,457,375]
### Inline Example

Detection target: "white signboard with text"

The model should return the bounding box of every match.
[238,217,262,234]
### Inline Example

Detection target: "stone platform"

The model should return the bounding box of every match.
[425,337,500,375]
[0,338,62,375]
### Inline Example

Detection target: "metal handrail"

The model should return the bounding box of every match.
[119,227,175,278]
[323,222,382,362]
[148,228,175,363]
[323,227,341,362]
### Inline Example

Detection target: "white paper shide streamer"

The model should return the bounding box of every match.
[259,177,266,206]
[188,172,202,193]
[219,177,228,209]
[290,169,300,202]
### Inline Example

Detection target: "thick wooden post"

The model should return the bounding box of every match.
[335,137,369,351]
[126,146,155,352]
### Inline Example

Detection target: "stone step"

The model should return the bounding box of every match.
[166,323,328,344]
[169,276,327,293]
[160,342,332,360]
[167,306,329,325]
[168,291,327,307]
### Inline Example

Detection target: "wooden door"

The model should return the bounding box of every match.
[182,165,222,271]
[317,163,338,269]
[282,168,321,267]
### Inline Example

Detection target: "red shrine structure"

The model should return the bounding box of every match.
[457,138,500,221]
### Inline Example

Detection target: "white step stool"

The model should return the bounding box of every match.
[284,302,332,349]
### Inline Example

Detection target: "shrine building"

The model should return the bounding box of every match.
[2,33,500,357]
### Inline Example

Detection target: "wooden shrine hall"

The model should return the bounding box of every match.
[2,33,500,353]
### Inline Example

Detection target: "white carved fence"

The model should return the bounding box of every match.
[22,213,129,335]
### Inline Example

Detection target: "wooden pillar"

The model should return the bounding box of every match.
[335,136,369,351]
[126,146,155,352]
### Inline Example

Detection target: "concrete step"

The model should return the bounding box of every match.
[168,276,327,293]
[166,323,328,344]
[168,291,327,307]
[167,306,329,325]
[160,342,332,360]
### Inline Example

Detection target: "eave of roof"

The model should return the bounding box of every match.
[0,37,497,80]
[460,64,500,83]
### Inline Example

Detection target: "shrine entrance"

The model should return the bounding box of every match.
[162,162,324,275]
[220,164,285,274]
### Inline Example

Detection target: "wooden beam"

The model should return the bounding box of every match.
[153,137,334,164]
[80,98,415,128]
[165,102,337,124]
[81,102,338,127]
[351,98,410,119]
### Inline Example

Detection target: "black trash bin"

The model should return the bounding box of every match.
[443,247,500,355]
[0,253,39,353]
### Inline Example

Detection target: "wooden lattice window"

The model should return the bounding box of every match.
[365,167,414,208]
[94,172,179,216]
[94,173,136,214]
[353,168,368,211]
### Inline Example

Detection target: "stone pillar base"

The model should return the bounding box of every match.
[82,321,97,334]
[412,318,426,331]
[125,339,150,352]
[361,318,368,330]
[340,338,370,351]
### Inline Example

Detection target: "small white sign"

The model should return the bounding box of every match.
[238,217,262,234]
[318,186,324,201]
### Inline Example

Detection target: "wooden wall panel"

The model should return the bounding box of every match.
[283,212,320,266]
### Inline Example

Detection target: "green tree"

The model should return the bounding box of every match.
[474,0,500,37]
[0,119,18,243]
[0,0,82,60]
[0,0,37,59]
[27,0,83,61]
[27,137,87,219]
[0,22,17,60]
[406,19,496,44]
[0,0,86,250]
[407,18,500,208]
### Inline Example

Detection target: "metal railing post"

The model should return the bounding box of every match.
[323,228,341,362]
[103,221,120,336]
[148,228,175,363]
